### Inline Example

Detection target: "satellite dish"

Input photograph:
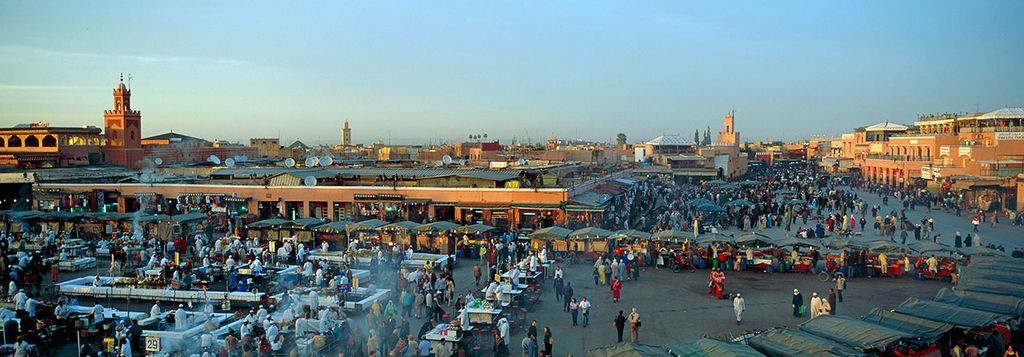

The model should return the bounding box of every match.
[303,176,317,187]
[284,158,296,168]
[517,158,526,166]
[208,155,221,165]
[320,156,333,166]
[442,155,452,165]
[224,158,235,167]
[154,158,163,165]
[305,157,317,167]
[434,160,444,167]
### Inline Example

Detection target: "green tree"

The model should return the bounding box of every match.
[616,133,627,146]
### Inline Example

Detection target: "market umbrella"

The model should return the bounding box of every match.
[696,233,735,245]
[787,199,808,205]
[379,220,423,231]
[738,180,761,187]
[868,240,913,254]
[313,220,351,234]
[958,246,1008,257]
[907,241,958,255]
[697,203,727,213]
[652,229,690,242]
[568,227,614,241]
[720,183,741,190]
[614,229,652,240]
[773,189,796,195]
[347,219,389,231]
[529,225,572,240]
[454,223,496,235]
[686,198,715,207]
[725,199,755,207]
[773,237,822,249]
[413,221,461,234]
[819,238,869,250]
[705,179,728,186]
[733,232,776,248]
[292,217,326,229]
[246,218,293,229]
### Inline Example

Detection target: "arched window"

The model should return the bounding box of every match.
[925,147,931,158]
[24,135,40,147]
[42,135,57,147]
[0,137,4,147]
[916,147,922,158]
[8,136,22,147]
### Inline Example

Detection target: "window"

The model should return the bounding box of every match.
[8,136,21,147]
[42,135,57,147]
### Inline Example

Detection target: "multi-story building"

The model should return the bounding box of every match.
[0,123,104,168]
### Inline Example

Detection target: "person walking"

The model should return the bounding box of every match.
[613,310,627,342]
[597,260,607,285]
[733,293,746,325]
[627,308,641,342]
[542,327,553,357]
[835,274,846,303]
[828,288,837,315]
[473,263,482,287]
[579,297,591,327]
[611,278,622,303]
[566,298,578,327]
[562,282,574,312]
[553,276,563,302]
[792,289,804,317]
[521,334,538,357]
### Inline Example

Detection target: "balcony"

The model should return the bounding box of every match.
[959,126,1024,133]
[866,154,932,162]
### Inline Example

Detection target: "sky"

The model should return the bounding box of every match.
[1,1,1022,146]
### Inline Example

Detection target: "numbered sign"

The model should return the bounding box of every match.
[145,336,161,352]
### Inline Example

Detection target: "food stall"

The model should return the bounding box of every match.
[459,298,501,324]
[412,221,461,254]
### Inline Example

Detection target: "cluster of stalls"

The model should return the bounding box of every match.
[587,255,1024,357]
[0,210,209,242]
[245,217,499,257]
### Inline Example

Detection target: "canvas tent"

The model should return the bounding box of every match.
[746,328,866,357]
[587,342,672,357]
[894,298,1005,328]
[665,338,765,357]
[861,308,953,343]
[799,315,912,351]
[934,288,1024,317]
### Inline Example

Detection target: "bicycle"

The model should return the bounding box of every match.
[818,269,842,282]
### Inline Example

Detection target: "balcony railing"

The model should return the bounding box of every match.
[959,126,1024,133]
[866,154,932,162]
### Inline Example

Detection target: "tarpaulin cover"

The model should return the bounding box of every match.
[799,315,913,350]
[746,328,866,357]
[894,298,1004,328]
[956,278,1024,298]
[588,342,673,357]
[969,256,1024,272]
[861,308,953,343]
[665,338,765,357]
[529,225,573,240]
[959,266,1024,286]
[934,288,1024,317]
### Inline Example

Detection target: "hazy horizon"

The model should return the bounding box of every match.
[1,1,1022,145]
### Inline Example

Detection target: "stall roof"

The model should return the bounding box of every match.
[247,218,299,229]
[893,297,1005,328]
[959,265,1024,286]
[292,217,326,229]
[413,221,461,233]
[164,212,208,223]
[934,288,1024,317]
[380,221,423,231]
[799,315,912,351]
[529,225,573,240]
[454,223,496,235]
[347,219,389,231]
[614,229,652,240]
[861,308,953,343]
[568,227,614,240]
[313,220,351,234]
[665,338,765,357]
[587,342,672,357]
[955,278,1024,298]
[746,328,866,357]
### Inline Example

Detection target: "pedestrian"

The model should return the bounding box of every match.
[792,289,804,317]
[627,308,641,341]
[542,327,553,357]
[568,298,579,326]
[611,278,622,303]
[828,288,837,315]
[597,260,607,285]
[613,310,627,342]
[521,333,538,357]
[562,282,574,312]
[473,263,482,287]
[579,297,591,327]
[810,292,822,318]
[820,294,832,316]
[553,276,563,302]
[733,293,746,325]
[528,320,538,340]
[835,274,846,302]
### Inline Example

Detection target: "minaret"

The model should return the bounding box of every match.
[103,74,144,168]
[717,111,739,145]
[342,120,351,146]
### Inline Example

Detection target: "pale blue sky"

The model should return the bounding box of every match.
[1,1,1021,145]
